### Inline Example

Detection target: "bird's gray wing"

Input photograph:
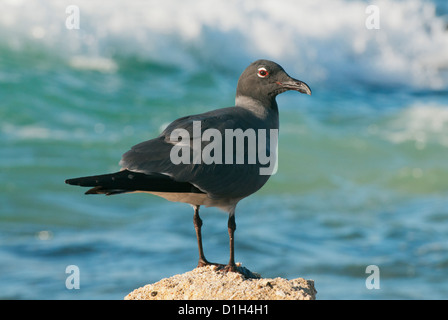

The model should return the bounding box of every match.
[119,107,273,199]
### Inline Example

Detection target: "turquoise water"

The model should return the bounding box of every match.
[1,0,448,299]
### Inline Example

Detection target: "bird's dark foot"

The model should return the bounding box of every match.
[196,258,223,269]
[197,259,238,272]
[217,263,261,279]
[220,263,237,273]
[197,260,259,279]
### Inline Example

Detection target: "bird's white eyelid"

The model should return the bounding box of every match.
[257,67,268,78]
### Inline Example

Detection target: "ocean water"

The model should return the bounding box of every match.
[1,0,448,300]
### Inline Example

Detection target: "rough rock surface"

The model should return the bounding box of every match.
[125,264,317,300]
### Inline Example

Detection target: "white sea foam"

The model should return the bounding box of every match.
[69,56,118,73]
[381,103,448,147]
[2,123,59,140]
[1,0,447,89]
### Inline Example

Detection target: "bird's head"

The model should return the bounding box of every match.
[236,59,311,109]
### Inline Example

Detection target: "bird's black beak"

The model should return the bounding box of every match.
[278,77,312,96]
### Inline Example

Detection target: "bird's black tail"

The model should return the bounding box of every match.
[65,170,204,195]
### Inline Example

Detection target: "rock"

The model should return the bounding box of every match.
[124,264,316,300]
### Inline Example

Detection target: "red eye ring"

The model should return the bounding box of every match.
[257,67,269,78]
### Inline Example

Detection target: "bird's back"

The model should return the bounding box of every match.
[120,106,278,200]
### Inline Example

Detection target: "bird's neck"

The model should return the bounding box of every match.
[235,95,279,119]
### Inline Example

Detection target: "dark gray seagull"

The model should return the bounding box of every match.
[65,59,311,273]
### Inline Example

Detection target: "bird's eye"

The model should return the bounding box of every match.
[257,67,269,78]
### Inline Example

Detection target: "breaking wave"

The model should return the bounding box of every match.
[1,0,448,90]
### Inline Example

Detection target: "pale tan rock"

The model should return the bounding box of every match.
[125,264,316,300]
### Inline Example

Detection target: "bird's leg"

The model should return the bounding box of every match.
[193,205,211,267]
[194,206,238,272]
[223,212,237,272]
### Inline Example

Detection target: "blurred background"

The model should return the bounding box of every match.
[1,0,447,299]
